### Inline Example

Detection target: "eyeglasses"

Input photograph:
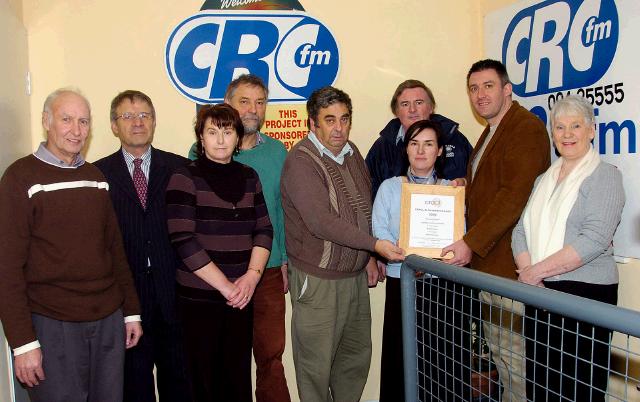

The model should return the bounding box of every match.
[115,112,154,121]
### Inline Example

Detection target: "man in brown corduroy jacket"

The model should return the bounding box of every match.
[443,59,551,401]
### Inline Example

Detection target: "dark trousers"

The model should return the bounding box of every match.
[253,267,291,402]
[381,277,472,402]
[123,290,190,402]
[27,309,125,402]
[416,278,473,402]
[525,281,618,402]
[178,286,253,402]
[379,277,405,402]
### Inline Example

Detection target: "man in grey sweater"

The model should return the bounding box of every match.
[281,86,404,402]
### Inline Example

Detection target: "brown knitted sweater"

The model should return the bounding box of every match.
[280,137,376,279]
[0,155,140,348]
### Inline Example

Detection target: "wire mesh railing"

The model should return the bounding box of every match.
[400,255,640,402]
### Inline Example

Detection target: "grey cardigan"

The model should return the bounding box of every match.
[512,162,625,285]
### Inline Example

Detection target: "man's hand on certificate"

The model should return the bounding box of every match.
[441,239,472,266]
[450,177,467,187]
[375,239,405,262]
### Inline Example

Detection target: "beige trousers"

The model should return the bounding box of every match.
[480,291,527,402]
[289,265,372,402]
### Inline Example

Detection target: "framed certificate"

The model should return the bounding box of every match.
[398,183,465,259]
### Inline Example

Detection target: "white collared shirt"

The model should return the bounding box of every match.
[307,132,353,165]
[121,146,152,179]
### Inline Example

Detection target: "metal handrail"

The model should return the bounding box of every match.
[402,254,640,337]
[400,254,640,402]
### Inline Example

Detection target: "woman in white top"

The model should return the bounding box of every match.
[512,95,625,402]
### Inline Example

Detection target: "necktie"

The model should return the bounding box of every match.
[133,158,147,209]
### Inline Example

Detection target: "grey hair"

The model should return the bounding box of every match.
[224,74,269,102]
[550,95,595,127]
[42,87,91,124]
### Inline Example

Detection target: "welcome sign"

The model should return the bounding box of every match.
[485,0,639,258]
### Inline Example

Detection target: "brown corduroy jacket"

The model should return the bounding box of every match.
[463,101,551,280]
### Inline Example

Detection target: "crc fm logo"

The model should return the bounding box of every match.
[502,0,618,97]
[165,11,340,104]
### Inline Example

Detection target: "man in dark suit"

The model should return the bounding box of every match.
[442,60,550,401]
[95,90,190,402]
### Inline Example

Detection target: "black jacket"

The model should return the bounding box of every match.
[95,148,188,321]
[365,114,473,197]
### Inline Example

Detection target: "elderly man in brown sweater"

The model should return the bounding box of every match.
[281,86,404,402]
[0,88,142,402]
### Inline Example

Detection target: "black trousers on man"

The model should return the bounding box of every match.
[124,282,191,402]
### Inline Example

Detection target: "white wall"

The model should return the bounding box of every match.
[0,0,31,169]
[0,0,31,400]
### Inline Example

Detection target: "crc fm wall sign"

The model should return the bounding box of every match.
[485,0,639,258]
[165,11,340,104]
[165,1,337,149]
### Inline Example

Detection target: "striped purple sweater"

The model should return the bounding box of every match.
[166,159,273,291]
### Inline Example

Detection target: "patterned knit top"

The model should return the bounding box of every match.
[281,137,376,280]
[166,158,273,291]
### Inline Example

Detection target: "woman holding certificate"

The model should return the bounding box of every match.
[512,95,625,402]
[373,119,470,401]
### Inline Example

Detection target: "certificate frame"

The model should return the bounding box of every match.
[398,183,465,259]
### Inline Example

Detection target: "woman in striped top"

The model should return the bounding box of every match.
[166,104,273,402]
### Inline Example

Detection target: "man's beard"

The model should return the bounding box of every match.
[242,113,262,134]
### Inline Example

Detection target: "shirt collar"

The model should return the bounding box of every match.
[395,125,405,145]
[407,167,437,184]
[238,132,266,152]
[121,145,152,165]
[307,132,353,165]
[33,142,85,168]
